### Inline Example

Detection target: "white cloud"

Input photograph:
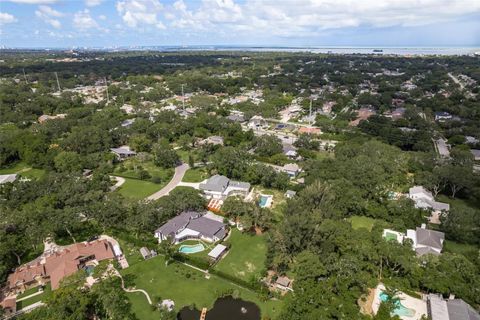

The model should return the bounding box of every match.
[0,12,17,25]
[162,0,480,38]
[73,9,100,30]
[99,14,107,20]
[116,0,166,29]
[85,0,103,7]
[35,5,63,29]
[6,0,58,4]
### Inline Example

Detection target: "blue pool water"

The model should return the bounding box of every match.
[179,244,205,254]
[379,292,416,317]
[84,265,95,276]
[259,195,270,208]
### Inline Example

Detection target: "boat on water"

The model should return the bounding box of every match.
[373,49,383,53]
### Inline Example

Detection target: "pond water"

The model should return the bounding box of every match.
[177,296,261,320]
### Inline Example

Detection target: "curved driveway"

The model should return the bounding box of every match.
[147,163,189,200]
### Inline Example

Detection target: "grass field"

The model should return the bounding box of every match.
[349,216,377,231]
[214,229,267,282]
[121,255,282,319]
[182,167,208,183]
[0,162,30,174]
[16,284,52,310]
[0,162,45,180]
[117,178,165,200]
[114,159,173,181]
[443,240,479,257]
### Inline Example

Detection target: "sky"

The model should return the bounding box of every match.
[0,0,479,48]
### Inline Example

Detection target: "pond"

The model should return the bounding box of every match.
[177,296,261,320]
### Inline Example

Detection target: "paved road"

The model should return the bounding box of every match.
[147,163,189,200]
[109,176,126,191]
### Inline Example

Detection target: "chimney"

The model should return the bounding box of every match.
[449,294,455,300]
[421,223,426,229]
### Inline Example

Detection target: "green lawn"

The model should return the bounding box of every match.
[0,162,30,174]
[120,255,282,319]
[443,240,479,257]
[214,229,267,282]
[16,284,52,310]
[0,162,46,180]
[349,216,377,232]
[182,167,208,183]
[114,159,174,182]
[117,178,165,200]
[20,168,46,179]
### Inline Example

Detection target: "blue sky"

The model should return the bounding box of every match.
[1,0,479,48]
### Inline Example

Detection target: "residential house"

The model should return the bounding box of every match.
[470,149,480,161]
[427,294,480,320]
[7,239,115,292]
[38,114,67,123]
[298,126,321,134]
[199,135,224,146]
[406,226,445,256]
[154,211,227,244]
[0,297,16,316]
[121,118,136,128]
[247,115,268,130]
[409,186,450,223]
[0,174,17,184]
[199,175,250,200]
[282,163,301,177]
[435,111,453,122]
[285,190,296,198]
[383,225,445,257]
[110,146,137,160]
[283,144,298,159]
[349,107,376,126]
[208,244,228,261]
[275,276,293,291]
[227,113,245,123]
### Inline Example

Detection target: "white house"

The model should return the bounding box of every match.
[408,186,449,224]
[110,146,137,160]
[199,175,250,200]
[383,225,445,257]
[154,211,226,244]
[282,163,301,177]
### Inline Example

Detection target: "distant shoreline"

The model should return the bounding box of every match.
[1,46,479,56]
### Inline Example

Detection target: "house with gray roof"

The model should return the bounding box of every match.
[383,225,445,257]
[427,294,480,320]
[406,225,445,256]
[154,211,227,244]
[110,146,136,160]
[199,175,250,200]
[470,149,480,161]
[409,186,450,224]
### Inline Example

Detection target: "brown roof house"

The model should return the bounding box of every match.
[7,239,115,292]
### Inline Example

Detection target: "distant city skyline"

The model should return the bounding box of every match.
[1,0,479,48]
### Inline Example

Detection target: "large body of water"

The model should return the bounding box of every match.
[177,296,261,320]
[145,46,480,56]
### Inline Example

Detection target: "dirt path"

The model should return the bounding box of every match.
[109,176,126,191]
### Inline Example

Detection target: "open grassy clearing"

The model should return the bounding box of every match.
[120,255,282,319]
[0,162,46,179]
[182,167,208,183]
[214,229,267,282]
[113,159,174,181]
[117,178,165,200]
[349,215,377,231]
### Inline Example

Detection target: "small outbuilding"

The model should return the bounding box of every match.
[140,247,152,260]
[208,244,228,261]
[285,190,296,198]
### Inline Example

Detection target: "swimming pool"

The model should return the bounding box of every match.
[179,243,205,254]
[379,292,416,317]
[258,195,272,208]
